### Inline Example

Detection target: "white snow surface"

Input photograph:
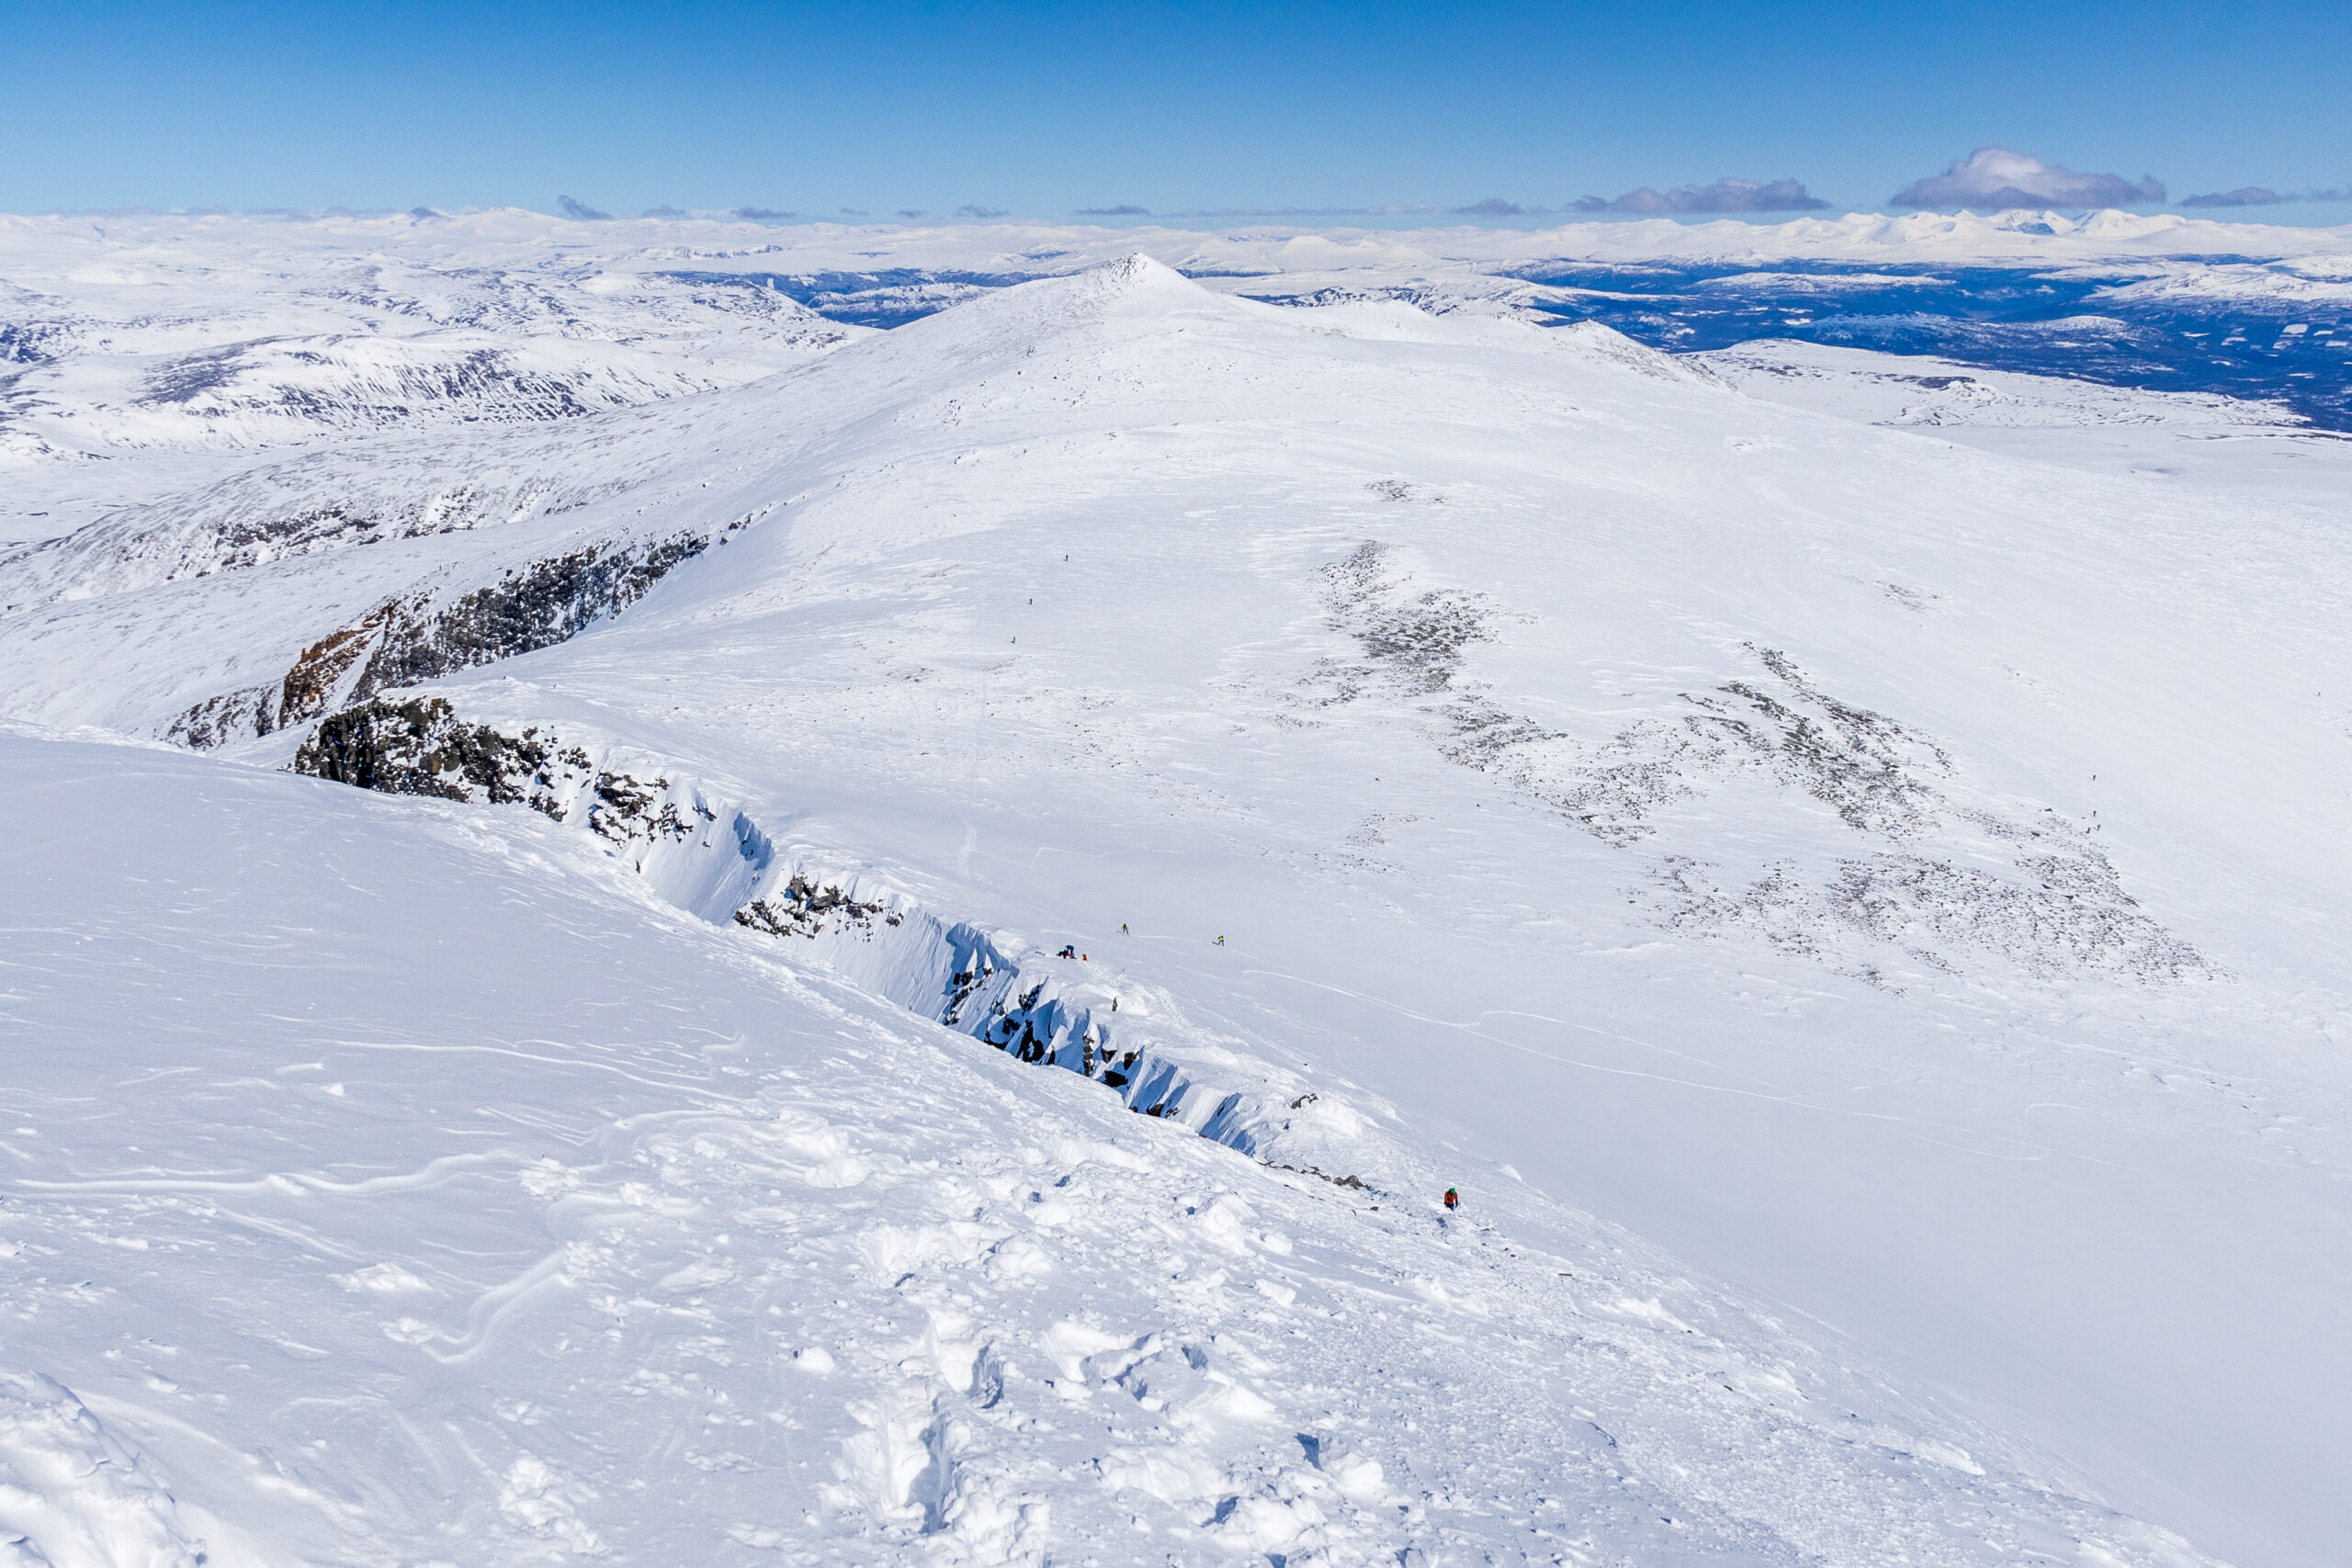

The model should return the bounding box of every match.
[2,234,2348,1567]
[6,204,2347,547]
[1698,339,2352,497]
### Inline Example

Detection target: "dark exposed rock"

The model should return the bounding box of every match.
[352,532,707,694]
[1645,845,2209,986]
[0,321,67,365]
[207,502,390,571]
[278,604,400,728]
[164,684,277,750]
[291,696,720,881]
[1315,539,1495,701]
[1263,1162,1371,1191]
[166,528,706,748]
[942,961,995,1026]
[141,342,265,404]
[1306,535,2207,986]
[290,697,566,804]
[293,701,1295,1157]
[1705,647,1951,834]
[733,875,889,941]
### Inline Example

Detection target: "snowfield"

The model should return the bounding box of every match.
[4,213,2350,1568]
[0,728,2228,1568]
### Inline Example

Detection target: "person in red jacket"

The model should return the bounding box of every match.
[1442,1187,1459,1212]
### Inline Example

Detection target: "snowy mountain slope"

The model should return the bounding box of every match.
[12,207,2349,308]
[0,728,2227,1568]
[1699,339,2352,494]
[7,206,2348,540]
[0,235,858,546]
[5,254,2350,1565]
[14,262,1683,738]
[9,208,2350,420]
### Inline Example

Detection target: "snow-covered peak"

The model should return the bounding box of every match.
[4,219,2349,1568]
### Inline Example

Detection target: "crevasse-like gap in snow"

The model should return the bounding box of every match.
[286,694,1348,1172]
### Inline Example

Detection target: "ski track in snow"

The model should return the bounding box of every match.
[0,737,2222,1568]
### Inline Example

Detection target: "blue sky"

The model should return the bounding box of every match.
[5,0,2347,222]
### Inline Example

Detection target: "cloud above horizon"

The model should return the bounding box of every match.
[1078,204,1150,217]
[2178,185,2352,208]
[1571,177,1828,215]
[1890,148,2163,209]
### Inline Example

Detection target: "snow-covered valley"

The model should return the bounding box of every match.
[4,211,2349,1568]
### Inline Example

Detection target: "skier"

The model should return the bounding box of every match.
[1215,935,1226,946]
[1442,1187,1459,1212]
[1120,922,1129,935]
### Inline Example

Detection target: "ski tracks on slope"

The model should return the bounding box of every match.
[435,1018,2227,1568]
[0,991,2228,1567]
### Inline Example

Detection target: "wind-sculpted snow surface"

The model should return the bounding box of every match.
[4,247,2351,1566]
[0,1373,210,1567]
[0,733,2236,1568]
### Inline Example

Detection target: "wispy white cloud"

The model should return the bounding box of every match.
[1891,148,2162,209]
[2178,185,2351,208]
[1166,204,1439,219]
[1572,177,1828,215]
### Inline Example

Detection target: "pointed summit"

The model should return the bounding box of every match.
[1044,250,1216,312]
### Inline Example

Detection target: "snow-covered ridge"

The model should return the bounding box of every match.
[8,208,2346,545]
[285,689,1370,1175]
[7,204,2349,276]
[6,250,2350,1565]
[0,256,850,458]
[0,728,2250,1567]
[2,254,1574,737]
[0,241,860,547]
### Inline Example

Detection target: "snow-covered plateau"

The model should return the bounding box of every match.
[3,211,2349,1568]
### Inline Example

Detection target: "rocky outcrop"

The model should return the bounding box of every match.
[352,532,707,695]
[291,696,581,807]
[164,685,278,751]
[1310,542,2210,988]
[734,875,899,941]
[278,604,404,728]
[289,698,1342,1166]
[169,528,707,747]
